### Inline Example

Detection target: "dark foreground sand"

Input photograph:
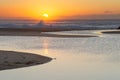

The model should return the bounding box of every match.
[0,50,52,71]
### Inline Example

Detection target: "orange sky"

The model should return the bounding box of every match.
[0,0,120,20]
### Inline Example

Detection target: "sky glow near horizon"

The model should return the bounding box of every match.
[0,0,120,20]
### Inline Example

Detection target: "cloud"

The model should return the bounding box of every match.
[104,10,113,14]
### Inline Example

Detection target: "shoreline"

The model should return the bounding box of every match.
[0,50,52,71]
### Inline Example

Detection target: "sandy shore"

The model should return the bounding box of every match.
[0,50,52,71]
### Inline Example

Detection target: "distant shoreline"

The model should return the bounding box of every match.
[0,27,118,32]
[0,28,119,37]
[0,28,99,37]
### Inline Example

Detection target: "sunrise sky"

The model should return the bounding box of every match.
[0,0,120,20]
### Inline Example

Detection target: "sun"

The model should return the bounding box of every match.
[43,13,49,18]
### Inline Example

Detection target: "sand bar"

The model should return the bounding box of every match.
[0,50,52,71]
[0,28,98,38]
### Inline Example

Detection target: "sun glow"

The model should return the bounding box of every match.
[43,13,49,18]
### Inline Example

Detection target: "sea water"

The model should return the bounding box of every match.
[0,19,120,29]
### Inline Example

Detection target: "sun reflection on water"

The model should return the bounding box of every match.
[43,38,49,55]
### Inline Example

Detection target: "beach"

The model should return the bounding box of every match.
[0,28,119,71]
[1,0,120,79]
[0,28,98,71]
[0,29,119,80]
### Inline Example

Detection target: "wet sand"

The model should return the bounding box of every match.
[40,33,98,38]
[0,50,52,71]
[101,30,120,34]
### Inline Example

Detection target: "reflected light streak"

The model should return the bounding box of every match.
[43,38,49,55]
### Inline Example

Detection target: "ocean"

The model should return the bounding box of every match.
[0,19,120,80]
[46,19,120,29]
[0,19,120,29]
